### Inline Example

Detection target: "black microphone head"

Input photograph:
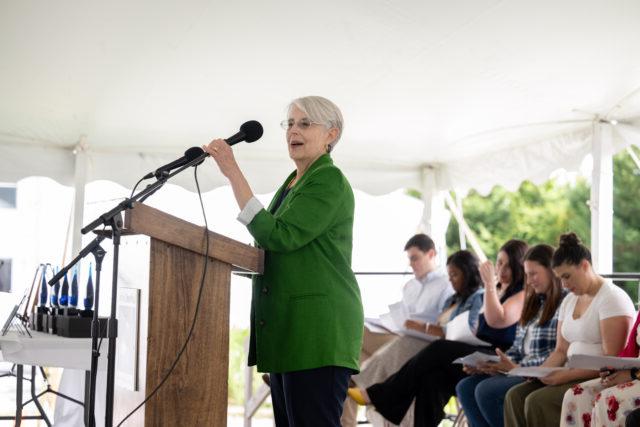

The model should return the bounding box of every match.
[185,146,205,160]
[240,120,263,143]
[185,146,205,166]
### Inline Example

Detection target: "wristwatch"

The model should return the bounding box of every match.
[630,367,639,381]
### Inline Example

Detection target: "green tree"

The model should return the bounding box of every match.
[613,149,640,274]
[444,179,590,261]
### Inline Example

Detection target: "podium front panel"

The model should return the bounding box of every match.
[145,238,231,426]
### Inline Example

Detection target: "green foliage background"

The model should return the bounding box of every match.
[228,328,268,406]
[444,179,591,259]
[435,150,640,300]
[228,328,250,405]
[439,151,639,272]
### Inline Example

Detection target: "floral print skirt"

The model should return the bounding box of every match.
[560,378,640,427]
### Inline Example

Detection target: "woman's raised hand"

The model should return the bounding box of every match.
[203,138,240,178]
[479,260,497,288]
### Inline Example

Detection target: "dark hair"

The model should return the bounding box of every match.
[498,239,528,293]
[404,233,435,253]
[552,232,592,267]
[520,244,564,326]
[446,250,483,300]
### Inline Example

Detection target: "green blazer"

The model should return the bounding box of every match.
[246,154,364,373]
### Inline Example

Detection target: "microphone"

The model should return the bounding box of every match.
[192,120,264,163]
[225,120,263,146]
[143,146,205,179]
[141,121,263,181]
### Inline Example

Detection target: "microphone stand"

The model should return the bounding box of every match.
[86,242,105,427]
[80,152,209,427]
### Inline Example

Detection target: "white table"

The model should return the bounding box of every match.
[0,329,107,426]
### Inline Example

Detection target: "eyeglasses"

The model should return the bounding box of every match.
[279,118,324,131]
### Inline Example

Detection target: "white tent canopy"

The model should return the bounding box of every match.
[2,0,640,271]
[2,0,640,195]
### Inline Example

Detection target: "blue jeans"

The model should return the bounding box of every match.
[456,374,524,427]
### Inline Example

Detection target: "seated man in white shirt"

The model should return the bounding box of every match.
[341,234,453,427]
[361,234,453,359]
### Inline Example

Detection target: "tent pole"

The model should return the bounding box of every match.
[419,165,449,265]
[625,146,640,170]
[455,193,467,250]
[444,192,487,262]
[71,137,88,258]
[590,121,613,273]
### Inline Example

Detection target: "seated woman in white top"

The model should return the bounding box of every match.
[503,232,635,427]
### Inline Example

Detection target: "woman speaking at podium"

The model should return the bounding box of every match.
[204,96,364,426]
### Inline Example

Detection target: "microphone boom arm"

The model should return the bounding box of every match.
[80,152,210,235]
[48,236,106,286]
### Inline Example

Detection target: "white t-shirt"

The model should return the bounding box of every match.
[559,281,636,357]
[402,270,454,324]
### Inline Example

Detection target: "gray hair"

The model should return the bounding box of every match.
[288,96,344,152]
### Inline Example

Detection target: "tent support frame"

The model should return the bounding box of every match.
[419,165,449,263]
[591,121,614,273]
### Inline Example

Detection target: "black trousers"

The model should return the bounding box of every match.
[269,366,352,427]
[366,339,493,427]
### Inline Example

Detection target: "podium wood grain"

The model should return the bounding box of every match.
[109,203,263,426]
[145,239,230,426]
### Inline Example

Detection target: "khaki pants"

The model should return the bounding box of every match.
[340,327,396,427]
[503,379,582,427]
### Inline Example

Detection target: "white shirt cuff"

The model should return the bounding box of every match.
[237,197,264,226]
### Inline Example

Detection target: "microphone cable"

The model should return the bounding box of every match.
[116,164,211,426]
[129,177,145,199]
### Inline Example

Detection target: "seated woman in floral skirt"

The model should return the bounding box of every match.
[560,309,640,426]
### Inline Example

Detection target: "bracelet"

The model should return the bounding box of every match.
[630,367,639,381]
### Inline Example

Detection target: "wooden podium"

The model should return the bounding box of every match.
[111,203,263,426]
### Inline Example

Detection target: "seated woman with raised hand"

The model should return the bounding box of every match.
[455,244,566,427]
[350,249,483,426]
[503,233,635,427]
[348,239,528,427]
[559,309,640,426]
